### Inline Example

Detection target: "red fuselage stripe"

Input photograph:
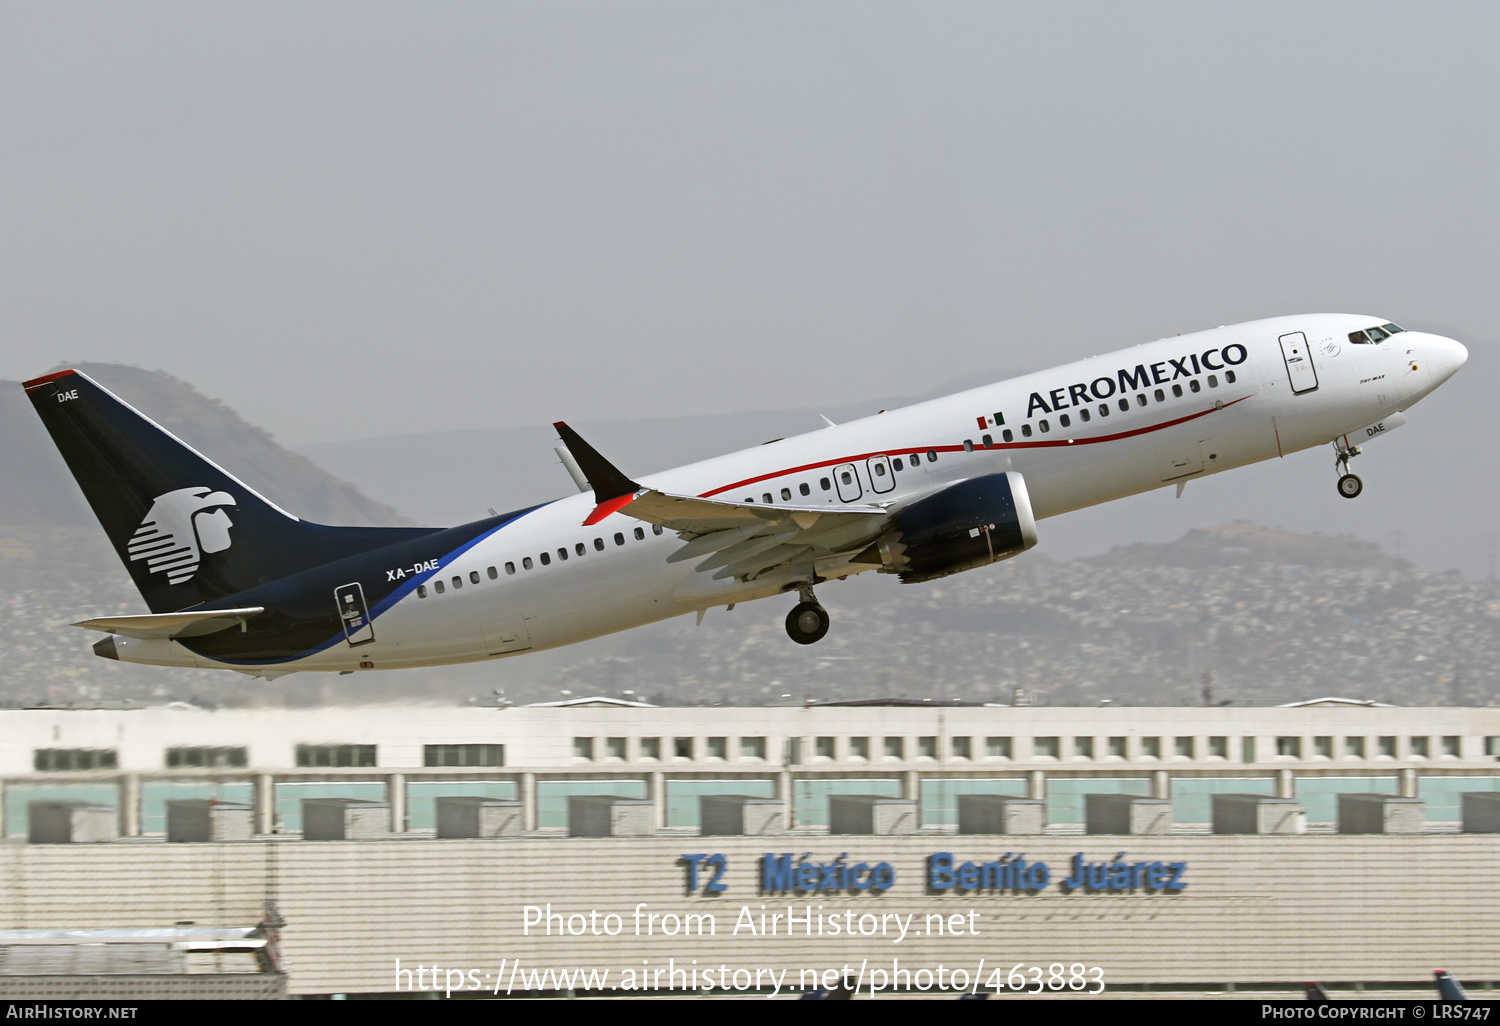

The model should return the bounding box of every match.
[698,395,1251,499]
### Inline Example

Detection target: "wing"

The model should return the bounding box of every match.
[554,422,889,581]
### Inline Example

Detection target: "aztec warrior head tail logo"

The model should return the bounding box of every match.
[126,487,237,585]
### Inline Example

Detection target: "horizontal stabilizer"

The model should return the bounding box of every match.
[73,607,265,640]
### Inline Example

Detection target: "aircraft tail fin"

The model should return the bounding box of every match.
[1435,971,1468,1001]
[24,370,434,613]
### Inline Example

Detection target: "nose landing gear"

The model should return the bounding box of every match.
[785,584,830,645]
[1333,440,1363,499]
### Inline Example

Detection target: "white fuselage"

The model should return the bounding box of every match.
[121,314,1467,674]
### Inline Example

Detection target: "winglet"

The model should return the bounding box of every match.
[553,422,644,521]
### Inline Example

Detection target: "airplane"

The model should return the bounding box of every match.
[23,313,1467,679]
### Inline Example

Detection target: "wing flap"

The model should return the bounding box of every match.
[73,607,266,640]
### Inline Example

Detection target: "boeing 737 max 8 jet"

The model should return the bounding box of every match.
[23,314,1467,678]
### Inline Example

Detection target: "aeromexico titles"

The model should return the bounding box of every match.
[24,314,1467,678]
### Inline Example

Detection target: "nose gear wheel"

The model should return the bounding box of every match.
[1332,440,1364,499]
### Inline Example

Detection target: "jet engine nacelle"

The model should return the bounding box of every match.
[871,471,1039,584]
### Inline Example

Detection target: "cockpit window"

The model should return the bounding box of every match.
[1352,324,1399,345]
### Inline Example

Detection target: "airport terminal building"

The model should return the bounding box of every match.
[1,699,1498,998]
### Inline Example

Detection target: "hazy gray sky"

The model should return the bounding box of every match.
[1,2,1495,445]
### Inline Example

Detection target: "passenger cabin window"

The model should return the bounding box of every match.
[1154,388,1164,402]
[470,571,480,584]
[1171,384,1182,397]
[1098,404,1109,416]
[799,483,810,495]
[763,493,772,503]
[434,580,445,593]
[1021,424,1032,437]
[1038,420,1050,433]
[1002,428,1014,442]
[1136,394,1147,407]
[1207,374,1218,387]
[1118,398,1129,412]
[487,566,498,579]
[781,488,792,500]
[594,538,604,551]
[653,525,663,535]
[417,584,428,598]
[451,576,462,589]
[557,548,568,561]
[614,533,625,546]
[964,439,974,452]
[1078,408,1090,422]
[1189,379,1200,392]
[523,557,533,570]
[820,477,831,490]
[981,434,992,447]
[575,542,585,556]
[634,527,645,540]
[1225,369,1237,383]
[539,552,550,566]
[927,449,937,461]
[1058,414,1070,428]
[504,562,515,575]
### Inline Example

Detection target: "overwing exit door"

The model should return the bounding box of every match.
[1279,332,1319,395]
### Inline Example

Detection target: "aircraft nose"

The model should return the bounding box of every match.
[1425,334,1468,386]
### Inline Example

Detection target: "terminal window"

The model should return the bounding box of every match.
[1074,737,1093,759]
[424,744,504,768]
[815,737,835,759]
[295,744,375,768]
[1409,736,1430,758]
[34,748,117,772]
[884,737,905,759]
[740,737,766,760]
[1175,737,1194,759]
[1442,736,1461,757]
[1140,737,1161,759]
[918,737,937,759]
[1107,737,1126,758]
[1314,737,1333,759]
[986,737,1012,759]
[674,737,694,759]
[573,737,594,760]
[1378,736,1397,757]
[849,737,870,760]
[1034,737,1060,759]
[639,738,661,760]
[951,737,972,760]
[1275,737,1301,758]
[1242,737,1256,763]
[604,737,626,760]
[1487,737,1500,757]
[706,737,727,760]
[166,746,247,769]
[1346,736,1366,758]
[1208,736,1228,759]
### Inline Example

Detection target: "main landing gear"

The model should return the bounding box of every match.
[1333,439,1363,499]
[785,584,830,645]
